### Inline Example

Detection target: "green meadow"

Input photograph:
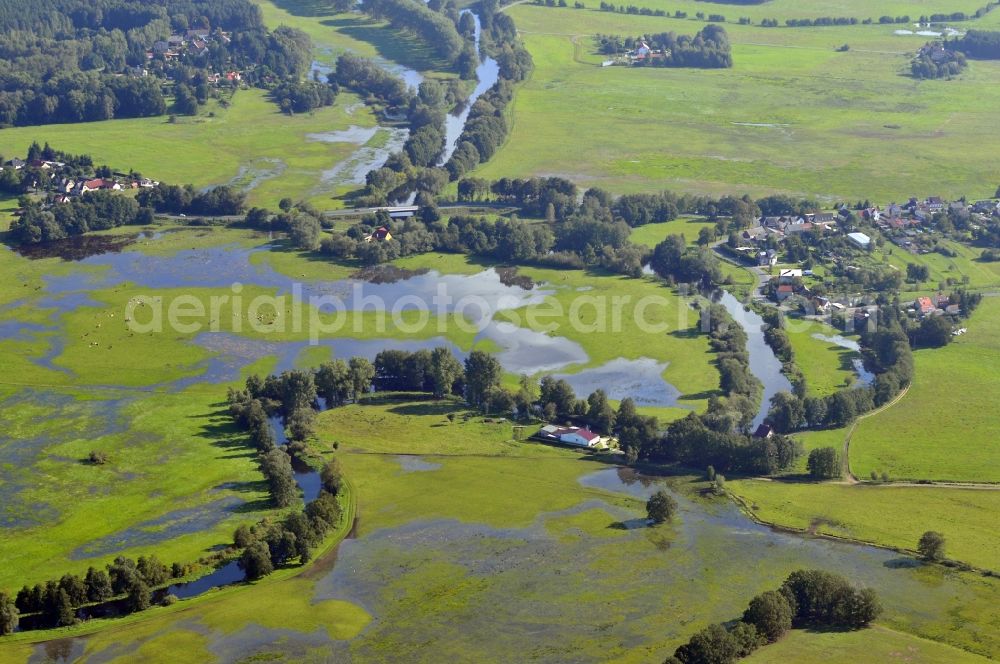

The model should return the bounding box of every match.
[473,7,1000,201]
[729,480,1000,571]
[784,318,860,396]
[849,296,1000,482]
[0,90,377,211]
[743,625,992,664]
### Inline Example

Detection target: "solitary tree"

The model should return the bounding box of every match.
[806,447,840,479]
[0,592,17,636]
[646,489,678,525]
[917,531,946,562]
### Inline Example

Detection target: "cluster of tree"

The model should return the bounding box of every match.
[332,53,412,107]
[597,4,670,18]
[360,0,467,65]
[911,44,967,79]
[318,204,647,277]
[599,26,733,68]
[953,29,1000,59]
[271,78,336,114]
[806,446,841,479]
[373,348,465,396]
[649,234,722,286]
[234,459,344,579]
[10,191,152,244]
[0,0,314,126]
[665,570,881,664]
[137,183,246,216]
[12,555,181,630]
[757,307,806,394]
[655,410,803,475]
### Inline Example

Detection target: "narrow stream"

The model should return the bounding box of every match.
[438,11,500,165]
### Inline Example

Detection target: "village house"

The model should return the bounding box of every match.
[364,226,393,243]
[79,178,121,193]
[776,284,795,301]
[758,249,778,267]
[778,269,803,284]
[915,296,936,316]
[536,425,603,448]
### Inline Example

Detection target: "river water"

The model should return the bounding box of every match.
[715,291,792,428]
[438,11,500,165]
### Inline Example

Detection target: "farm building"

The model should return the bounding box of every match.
[847,232,871,249]
[536,425,602,448]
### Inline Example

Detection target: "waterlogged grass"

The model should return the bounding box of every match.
[729,480,1000,571]
[0,384,276,590]
[476,8,1000,200]
[391,251,722,416]
[850,297,1000,482]
[744,625,993,664]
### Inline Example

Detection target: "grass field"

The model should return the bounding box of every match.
[729,480,1000,571]
[784,318,860,396]
[473,8,1000,201]
[627,217,718,248]
[0,90,377,211]
[849,297,1000,482]
[743,625,992,664]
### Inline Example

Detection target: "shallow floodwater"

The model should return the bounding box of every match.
[812,332,876,386]
[552,357,687,408]
[299,466,997,661]
[716,291,792,427]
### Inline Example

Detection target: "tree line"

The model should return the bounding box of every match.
[11,191,152,244]
[5,554,188,633]
[233,458,345,581]
[665,569,881,664]
[137,183,246,216]
[953,29,1000,59]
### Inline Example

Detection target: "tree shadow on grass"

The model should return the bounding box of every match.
[386,401,463,417]
[269,0,342,17]
[321,17,452,73]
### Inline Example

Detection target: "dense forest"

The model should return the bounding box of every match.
[0,0,313,126]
